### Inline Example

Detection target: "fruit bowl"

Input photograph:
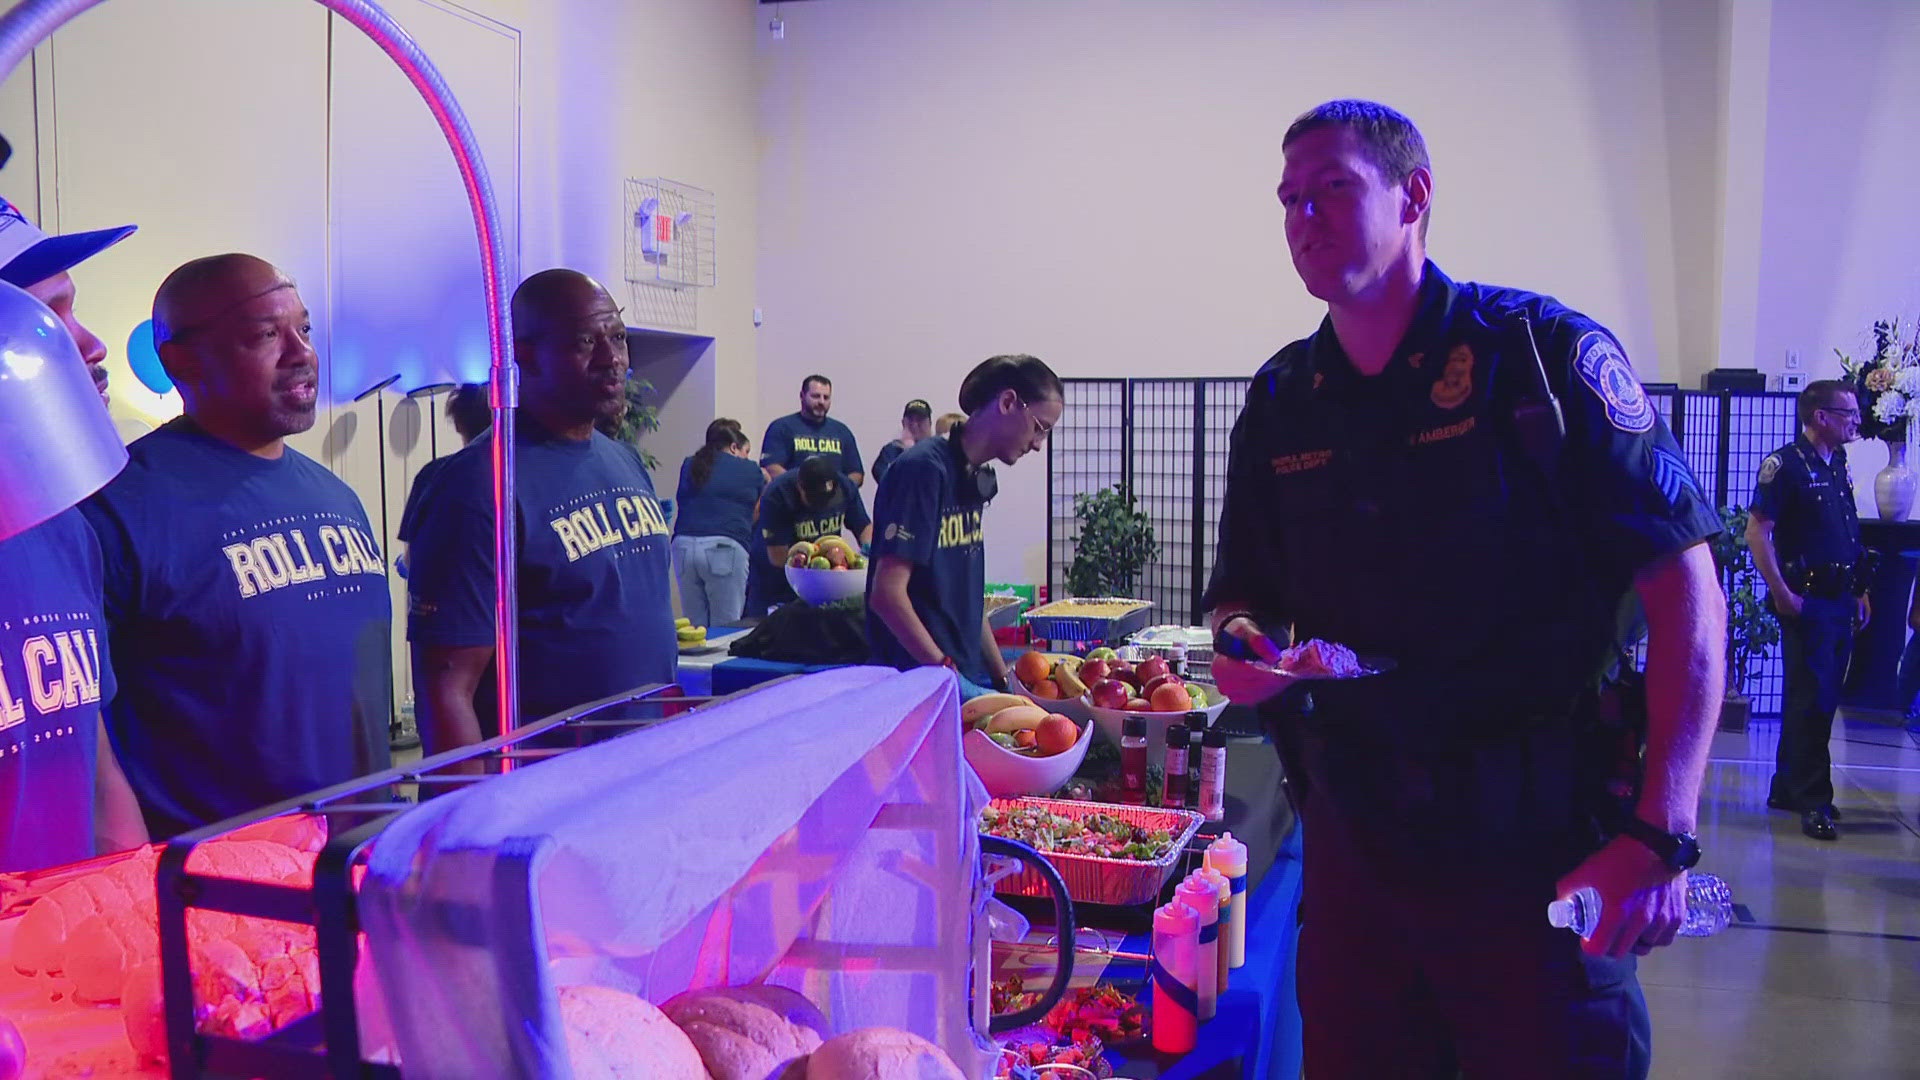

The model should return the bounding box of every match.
[784,562,869,606]
[963,717,1094,798]
[1084,685,1230,771]
[1010,670,1094,722]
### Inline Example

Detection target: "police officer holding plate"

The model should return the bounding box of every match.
[1745,379,1867,842]
[1206,100,1725,1078]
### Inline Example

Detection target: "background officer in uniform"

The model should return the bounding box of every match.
[1745,380,1865,841]
[1207,100,1725,1078]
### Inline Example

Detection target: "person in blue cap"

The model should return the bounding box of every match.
[0,197,147,869]
[83,254,393,838]
[1206,100,1724,1078]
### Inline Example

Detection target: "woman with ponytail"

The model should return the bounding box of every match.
[672,418,762,627]
[865,354,1063,697]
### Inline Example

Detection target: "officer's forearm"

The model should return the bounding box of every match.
[1745,518,1792,598]
[1633,542,1726,835]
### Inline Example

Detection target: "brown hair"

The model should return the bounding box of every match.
[1284,99,1431,237]
[1798,379,1854,427]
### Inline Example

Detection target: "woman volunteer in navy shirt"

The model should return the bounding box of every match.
[672,419,763,627]
[866,355,1062,697]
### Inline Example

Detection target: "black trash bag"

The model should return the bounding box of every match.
[726,596,872,666]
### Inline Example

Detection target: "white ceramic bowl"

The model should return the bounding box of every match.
[963,716,1094,798]
[784,562,869,605]
[1085,683,1230,771]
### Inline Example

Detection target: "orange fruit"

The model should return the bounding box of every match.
[1035,714,1078,756]
[1150,682,1193,712]
[1030,679,1060,700]
[1013,651,1052,687]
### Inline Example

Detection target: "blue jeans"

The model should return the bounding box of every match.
[671,535,748,628]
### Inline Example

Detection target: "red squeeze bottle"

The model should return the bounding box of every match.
[1119,714,1149,805]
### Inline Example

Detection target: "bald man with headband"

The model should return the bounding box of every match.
[82,254,392,837]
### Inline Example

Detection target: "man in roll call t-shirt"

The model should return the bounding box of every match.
[408,270,676,752]
[761,375,864,486]
[0,199,147,869]
[82,254,392,838]
[750,456,873,609]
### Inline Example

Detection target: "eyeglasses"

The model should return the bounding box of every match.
[1819,406,1861,418]
[1016,396,1056,439]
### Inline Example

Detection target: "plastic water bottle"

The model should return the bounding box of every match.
[1547,872,1734,939]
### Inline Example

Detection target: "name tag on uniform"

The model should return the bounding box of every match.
[1271,449,1333,475]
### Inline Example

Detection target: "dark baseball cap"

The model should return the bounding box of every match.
[903,398,932,419]
[0,196,136,289]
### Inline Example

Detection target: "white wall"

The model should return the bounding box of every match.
[754,0,1723,586]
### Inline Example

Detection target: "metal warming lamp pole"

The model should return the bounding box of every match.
[0,0,523,745]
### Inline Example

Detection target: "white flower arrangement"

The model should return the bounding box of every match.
[1839,317,1920,443]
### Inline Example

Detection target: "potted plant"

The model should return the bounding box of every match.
[1711,506,1781,732]
[597,375,662,469]
[1066,485,1158,598]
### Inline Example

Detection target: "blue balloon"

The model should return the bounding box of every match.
[126,320,172,394]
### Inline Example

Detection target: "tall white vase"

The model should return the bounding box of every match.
[1874,432,1917,521]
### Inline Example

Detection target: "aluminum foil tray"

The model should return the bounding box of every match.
[982,797,1204,908]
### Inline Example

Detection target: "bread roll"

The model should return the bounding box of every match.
[806,1028,964,1080]
[558,984,709,1080]
[662,988,824,1080]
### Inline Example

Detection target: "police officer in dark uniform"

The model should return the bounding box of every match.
[1207,101,1726,1078]
[1745,380,1867,841]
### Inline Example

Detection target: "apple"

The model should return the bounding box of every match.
[1143,673,1184,699]
[1089,679,1130,710]
[824,546,850,569]
[788,551,810,568]
[1079,659,1112,684]
[1136,656,1171,684]
[1125,698,1152,712]
[1086,647,1118,661]
[808,556,831,570]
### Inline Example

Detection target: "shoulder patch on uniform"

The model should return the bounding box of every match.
[1758,454,1781,484]
[1651,445,1702,506]
[1574,330,1655,434]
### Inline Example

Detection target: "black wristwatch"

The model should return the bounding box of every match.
[1617,815,1702,871]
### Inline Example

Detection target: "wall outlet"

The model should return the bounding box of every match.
[1785,350,1801,370]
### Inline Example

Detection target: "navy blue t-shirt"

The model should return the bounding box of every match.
[760,413,864,479]
[397,455,453,546]
[673,452,764,553]
[751,469,872,605]
[81,419,393,838]
[0,509,114,872]
[865,436,990,681]
[871,440,907,485]
[407,420,677,730]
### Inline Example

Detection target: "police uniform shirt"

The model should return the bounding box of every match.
[752,468,872,605]
[0,510,114,871]
[865,435,990,680]
[81,419,392,837]
[407,418,676,730]
[1751,437,1862,570]
[1204,262,1721,729]
[760,412,864,479]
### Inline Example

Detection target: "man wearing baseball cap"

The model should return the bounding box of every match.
[0,197,147,871]
[0,195,136,404]
[871,398,934,487]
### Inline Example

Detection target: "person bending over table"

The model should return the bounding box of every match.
[865,355,1061,699]
[408,270,676,755]
[749,456,873,614]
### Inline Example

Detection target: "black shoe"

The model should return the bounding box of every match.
[1768,795,1840,820]
[1800,809,1838,841]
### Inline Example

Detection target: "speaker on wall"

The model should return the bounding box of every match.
[1701,368,1769,393]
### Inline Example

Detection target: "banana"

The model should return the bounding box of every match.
[984,704,1050,735]
[961,693,1032,729]
[1051,660,1089,698]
